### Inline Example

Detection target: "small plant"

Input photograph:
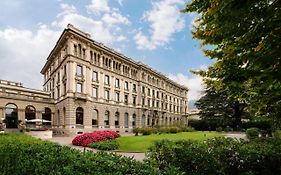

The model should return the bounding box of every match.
[139,127,155,135]
[133,128,140,136]
[88,139,119,150]
[246,127,260,139]
[216,127,223,132]
[224,126,233,132]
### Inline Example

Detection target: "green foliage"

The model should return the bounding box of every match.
[224,126,233,132]
[242,120,271,131]
[139,127,156,135]
[246,128,260,139]
[189,119,223,131]
[183,0,281,127]
[148,137,281,175]
[0,133,166,175]
[216,127,223,132]
[88,139,119,150]
[195,85,247,130]
[133,128,140,136]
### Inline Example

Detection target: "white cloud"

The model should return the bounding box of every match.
[52,2,129,44]
[102,12,130,27]
[168,73,204,101]
[86,0,110,15]
[0,25,60,89]
[116,0,123,6]
[134,0,185,50]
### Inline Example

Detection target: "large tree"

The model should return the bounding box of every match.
[183,0,281,128]
[195,81,247,130]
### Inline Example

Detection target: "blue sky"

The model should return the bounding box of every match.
[0,0,213,106]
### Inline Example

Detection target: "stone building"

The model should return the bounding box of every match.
[0,24,188,133]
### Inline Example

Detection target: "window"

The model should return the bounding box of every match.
[93,71,98,81]
[132,96,136,106]
[124,113,129,128]
[76,83,82,93]
[148,99,150,107]
[124,94,128,104]
[142,97,145,105]
[92,109,98,126]
[157,91,159,98]
[76,65,82,76]
[115,78,120,88]
[63,82,67,95]
[92,87,98,98]
[133,84,136,92]
[124,81,129,90]
[104,111,109,126]
[76,107,83,125]
[142,86,145,93]
[57,86,60,98]
[132,114,136,127]
[115,112,119,127]
[148,88,151,96]
[115,92,120,102]
[64,65,67,76]
[152,90,155,97]
[104,75,110,85]
[104,90,109,100]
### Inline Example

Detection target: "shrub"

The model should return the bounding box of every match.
[246,127,260,139]
[0,133,164,175]
[133,128,140,136]
[224,126,233,132]
[88,139,119,150]
[148,137,281,175]
[72,130,120,147]
[216,127,223,132]
[242,119,271,131]
[139,127,155,135]
[168,127,181,134]
[273,130,281,139]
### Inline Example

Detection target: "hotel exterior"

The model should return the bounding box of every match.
[0,24,188,134]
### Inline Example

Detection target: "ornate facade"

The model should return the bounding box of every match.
[0,24,188,134]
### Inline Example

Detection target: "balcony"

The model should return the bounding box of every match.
[74,92,87,100]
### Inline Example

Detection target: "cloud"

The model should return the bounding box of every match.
[168,73,204,101]
[134,0,185,50]
[0,1,131,89]
[52,2,130,44]
[86,0,110,15]
[0,25,60,89]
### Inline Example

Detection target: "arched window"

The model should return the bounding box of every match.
[5,103,18,128]
[104,110,110,127]
[132,114,136,127]
[76,107,83,125]
[42,107,52,126]
[147,115,150,126]
[25,105,36,128]
[124,113,129,128]
[142,114,145,127]
[92,109,98,127]
[115,112,119,127]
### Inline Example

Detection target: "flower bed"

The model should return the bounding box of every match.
[72,130,120,147]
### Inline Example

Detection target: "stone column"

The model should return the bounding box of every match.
[109,111,115,129]
[18,109,25,123]
[98,109,104,129]
[68,61,75,93]
[129,114,133,129]
[0,107,4,121]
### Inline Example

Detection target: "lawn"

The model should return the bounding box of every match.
[116,132,224,152]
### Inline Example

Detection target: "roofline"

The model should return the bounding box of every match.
[40,24,189,91]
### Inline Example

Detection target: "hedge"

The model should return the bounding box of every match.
[147,137,281,175]
[0,133,179,175]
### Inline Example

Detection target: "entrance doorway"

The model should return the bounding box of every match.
[5,104,18,128]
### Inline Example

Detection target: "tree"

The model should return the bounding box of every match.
[195,82,247,130]
[182,0,281,128]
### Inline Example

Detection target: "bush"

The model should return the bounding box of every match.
[0,133,167,175]
[242,119,271,131]
[216,127,223,132]
[148,137,281,175]
[72,130,120,147]
[168,127,181,134]
[133,128,140,136]
[88,139,119,150]
[246,127,260,139]
[224,126,233,132]
[139,127,155,135]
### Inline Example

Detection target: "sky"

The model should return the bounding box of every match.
[0,0,214,109]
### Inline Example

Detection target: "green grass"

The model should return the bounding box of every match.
[116,132,224,152]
